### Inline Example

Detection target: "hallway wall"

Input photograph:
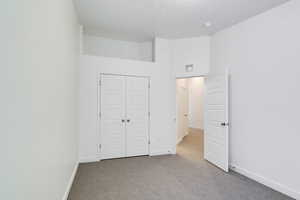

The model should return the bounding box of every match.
[188,77,204,130]
[176,79,189,144]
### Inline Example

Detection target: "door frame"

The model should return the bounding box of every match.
[174,75,206,154]
[97,73,151,161]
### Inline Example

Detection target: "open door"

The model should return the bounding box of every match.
[204,72,229,172]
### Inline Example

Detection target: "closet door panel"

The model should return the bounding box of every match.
[125,77,149,157]
[100,75,126,159]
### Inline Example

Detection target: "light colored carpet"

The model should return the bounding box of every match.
[177,128,203,161]
[68,156,293,200]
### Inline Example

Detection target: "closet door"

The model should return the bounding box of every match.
[125,76,149,157]
[100,75,126,159]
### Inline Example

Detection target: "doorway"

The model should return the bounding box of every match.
[175,73,230,172]
[176,77,205,161]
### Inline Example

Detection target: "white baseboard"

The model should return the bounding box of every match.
[230,164,300,200]
[62,161,79,200]
[79,155,99,163]
[177,131,189,144]
[177,135,184,144]
[150,150,172,156]
[189,126,203,130]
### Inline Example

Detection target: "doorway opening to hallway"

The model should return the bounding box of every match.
[176,77,205,162]
[175,73,229,172]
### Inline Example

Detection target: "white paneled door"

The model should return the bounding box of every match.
[204,73,229,172]
[100,74,149,160]
[126,76,149,157]
[100,75,126,159]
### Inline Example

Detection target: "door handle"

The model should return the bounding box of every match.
[221,122,229,126]
[184,114,188,117]
[121,119,125,123]
[127,119,130,123]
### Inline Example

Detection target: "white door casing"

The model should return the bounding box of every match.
[100,75,126,159]
[100,74,149,159]
[126,76,149,157]
[204,73,229,172]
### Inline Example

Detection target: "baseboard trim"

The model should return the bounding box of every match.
[79,155,99,163]
[150,150,172,156]
[62,161,79,200]
[177,135,185,144]
[230,164,300,199]
[177,130,190,144]
[189,127,203,133]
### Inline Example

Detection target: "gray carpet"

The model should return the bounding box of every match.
[68,155,293,200]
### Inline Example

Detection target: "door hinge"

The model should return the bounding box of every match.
[148,140,150,145]
[99,144,102,149]
[148,112,150,117]
[99,112,101,118]
[99,80,101,86]
[148,82,150,88]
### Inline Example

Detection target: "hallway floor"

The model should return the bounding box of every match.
[176,128,203,161]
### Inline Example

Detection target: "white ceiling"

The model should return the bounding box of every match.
[75,0,290,41]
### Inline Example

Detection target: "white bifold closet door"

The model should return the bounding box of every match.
[126,76,149,157]
[100,74,149,160]
[100,75,126,159]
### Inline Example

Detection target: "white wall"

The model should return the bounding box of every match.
[138,41,153,62]
[0,1,79,200]
[83,35,153,62]
[211,0,300,198]
[171,37,210,78]
[188,77,204,130]
[79,35,210,158]
[154,38,177,153]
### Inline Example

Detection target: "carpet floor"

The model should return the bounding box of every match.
[69,129,293,200]
[68,155,293,200]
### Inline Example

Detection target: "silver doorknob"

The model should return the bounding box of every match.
[127,119,130,123]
